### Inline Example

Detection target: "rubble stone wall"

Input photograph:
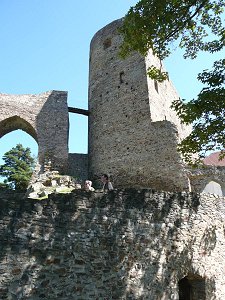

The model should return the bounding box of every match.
[88,19,191,191]
[0,190,225,299]
[0,91,69,173]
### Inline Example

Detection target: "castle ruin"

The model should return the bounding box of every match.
[0,90,69,173]
[0,18,225,300]
[1,19,224,194]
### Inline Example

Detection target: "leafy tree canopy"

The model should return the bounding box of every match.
[172,58,225,163]
[0,144,35,191]
[120,0,225,162]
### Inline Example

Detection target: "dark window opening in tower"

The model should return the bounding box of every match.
[154,80,159,93]
[103,38,112,49]
[179,275,206,300]
[120,71,124,83]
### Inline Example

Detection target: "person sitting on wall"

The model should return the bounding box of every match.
[101,174,113,191]
[84,180,95,192]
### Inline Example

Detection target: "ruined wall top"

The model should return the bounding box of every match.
[0,90,69,173]
[89,18,191,141]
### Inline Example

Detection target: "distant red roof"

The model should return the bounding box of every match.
[203,151,225,166]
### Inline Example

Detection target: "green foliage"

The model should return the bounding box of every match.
[120,0,224,60]
[120,0,225,162]
[147,65,168,82]
[0,181,10,191]
[172,59,225,163]
[0,144,35,191]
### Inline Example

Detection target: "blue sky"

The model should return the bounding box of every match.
[0,0,224,164]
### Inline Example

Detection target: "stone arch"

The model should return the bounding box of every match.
[189,166,225,194]
[0,116,38,141]
[178,274,206,300]
[197,172,225,195]
[202,179,225,196]
[0,91,69,173]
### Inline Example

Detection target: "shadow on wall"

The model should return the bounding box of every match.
[0,189,220,299]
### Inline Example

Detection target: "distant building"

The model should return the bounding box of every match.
[203,151,225,167]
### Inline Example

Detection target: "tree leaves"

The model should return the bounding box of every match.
[147,65,169,82]
[120,0,224,59]
[171,59,225,162]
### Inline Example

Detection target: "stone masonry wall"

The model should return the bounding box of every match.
[189,166,225,194]
[88,19,191,191]
[0,190,225,299]
[0,90,69,173]
[67,153,88,182]
[145,51,191,141]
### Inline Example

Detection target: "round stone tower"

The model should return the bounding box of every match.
[88,19,191,191]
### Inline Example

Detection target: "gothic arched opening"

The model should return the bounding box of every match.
[179,275,205,300]
[0,117,38,182]
[0,116,38,141]
[202,180,225,196]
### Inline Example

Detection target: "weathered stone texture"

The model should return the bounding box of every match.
[189,165,225,193]
[68,153,88,182]
[0,90,69,173]
[88,19,191,191]
[145,52,190,141]
[0,190,225,299]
